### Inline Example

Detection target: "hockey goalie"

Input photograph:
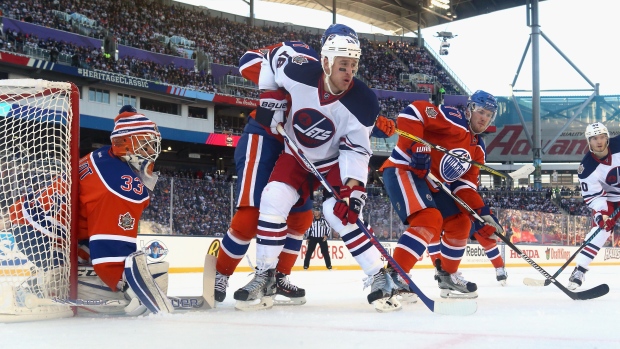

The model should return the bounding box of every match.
[3,106,173,316]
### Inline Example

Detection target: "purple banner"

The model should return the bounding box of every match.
[443,95,468,107]
[3,18,194,69]
[373,89,429,102]
[211,63,240,83]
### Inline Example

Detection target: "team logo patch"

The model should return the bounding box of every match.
[577,164,584,175]
[292,108,335,148]
[426,107,438,119]
[259,49,269,56]
[118,212,135,230]
[426,194,432,201]
[439,148,472,182]
[143,240,169,261]
[292,55,309,65]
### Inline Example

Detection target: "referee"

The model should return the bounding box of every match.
[303,208,332,270]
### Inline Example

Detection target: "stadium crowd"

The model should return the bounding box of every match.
[0,0,458,94]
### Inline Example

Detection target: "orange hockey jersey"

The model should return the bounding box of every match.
[381,101,486,211]
[78,146,150,291]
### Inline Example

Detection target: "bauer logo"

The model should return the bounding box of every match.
[292,108,335,147]
[439,148,471,182]
[143,240,169,262]
[604,248,620,261]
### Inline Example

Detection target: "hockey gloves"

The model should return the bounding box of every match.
[372,115,396,137]
[255,89,287,134]
[594,210,617,232]
[407,144,431,179]
[333,185,367,225]
[474,206,504,238]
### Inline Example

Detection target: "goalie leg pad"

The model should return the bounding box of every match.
[124,251,174,314]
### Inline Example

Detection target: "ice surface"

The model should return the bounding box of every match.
[2,266,619,349]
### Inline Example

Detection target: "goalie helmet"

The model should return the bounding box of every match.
[110,111,161,190]
[585,122,609,153]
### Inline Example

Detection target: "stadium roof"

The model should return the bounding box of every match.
[263,0,545,35]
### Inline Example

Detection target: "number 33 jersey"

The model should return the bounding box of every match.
[77,145,150,291]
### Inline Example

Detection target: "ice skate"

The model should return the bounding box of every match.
[363,268,402,312]
[495,267,508,286]
[214,271,229,303]
[233,268,276,311]
[435,260,478,299]
[386,266,418,304]
[567,266,587,290]
[273,272,306,306]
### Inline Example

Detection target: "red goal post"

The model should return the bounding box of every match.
[0,79,79,322]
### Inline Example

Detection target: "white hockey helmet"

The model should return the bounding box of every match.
[321,34,361,70]
[585,122,609,153]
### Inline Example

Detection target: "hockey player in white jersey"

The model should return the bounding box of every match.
[234,24,401,312]
[572,122,620,289]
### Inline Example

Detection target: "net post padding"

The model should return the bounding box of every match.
[0,79,79,322]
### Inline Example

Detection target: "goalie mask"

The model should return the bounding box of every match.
[111,111,161,190]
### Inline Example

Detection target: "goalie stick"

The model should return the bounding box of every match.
[25,254,216,312]
[394,128,507,179]
[277,124,476,316]
[523,206,620,287]
[426,172,609,300]
[507,164,535,180]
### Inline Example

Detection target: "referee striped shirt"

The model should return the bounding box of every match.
[307,217,331,238]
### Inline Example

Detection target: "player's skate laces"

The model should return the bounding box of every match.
[214,272,229,302]
[233,268,276,302]
[363,268,397,304]
[386,266,418,304]
[567,265,587,290]
[276,272,305,298]
[495,267,508,286]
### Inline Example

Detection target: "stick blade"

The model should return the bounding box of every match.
[508,164,535,179]
[574,284,609,300]
[433,300,477,316]
[523,278,548,287]
[202,254,217,309]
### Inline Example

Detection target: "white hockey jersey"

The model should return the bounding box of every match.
[578,136,620,212]
[259,43,380,185]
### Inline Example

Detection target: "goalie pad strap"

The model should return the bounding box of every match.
[124,251,174,314]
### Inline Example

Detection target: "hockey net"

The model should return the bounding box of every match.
[0,79,79,322]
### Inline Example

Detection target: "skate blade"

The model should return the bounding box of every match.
[234,296,274,311]
[374,296,402,313]
[397,292,418,304]
[440,289,478,299]
[566,282,579,291]
[273,295,306,306]
[499,280,507,287]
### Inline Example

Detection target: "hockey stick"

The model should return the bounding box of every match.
[277,124,476,315]
[394,128,507,179]
[26,255,217,311]
[523,206,620,287]
[427,172,609,300]
[507,164,535,180]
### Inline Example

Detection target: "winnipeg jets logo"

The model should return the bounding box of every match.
[439,148,472,182]
[292,108,335,148]
[600,167,620,195]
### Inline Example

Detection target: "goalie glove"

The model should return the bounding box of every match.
[474,206,504,235]
[255,89,287,134]
[333,186,366,225]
